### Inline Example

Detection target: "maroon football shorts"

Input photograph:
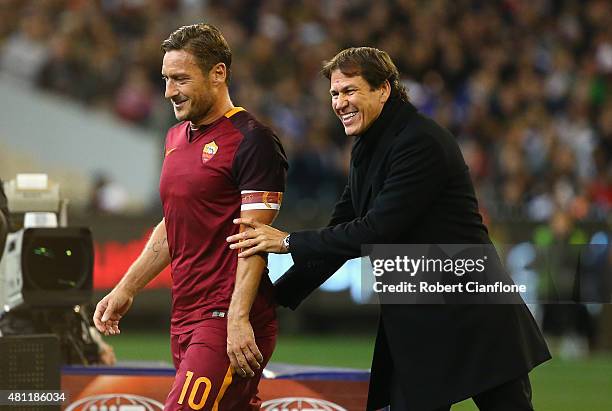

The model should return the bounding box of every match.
[164,317,277,411]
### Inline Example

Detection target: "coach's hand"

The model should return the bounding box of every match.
[227,318,263,378]
[93,287,134,336]
[227,218,289,258]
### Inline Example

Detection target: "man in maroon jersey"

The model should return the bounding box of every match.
[93,24,287,410]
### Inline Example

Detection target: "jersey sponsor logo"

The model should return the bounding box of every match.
[241,190,283,210]
[261,397,347,411]
[65,393,164,411]
[165,147,177,157]
[202,141,219,163]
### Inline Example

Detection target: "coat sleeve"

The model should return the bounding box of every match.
[274,183,355,309]
[290,132,448,262]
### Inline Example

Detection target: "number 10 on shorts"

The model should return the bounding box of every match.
[177,371,212,410]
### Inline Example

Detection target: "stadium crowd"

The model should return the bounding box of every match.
[1,0,611,223]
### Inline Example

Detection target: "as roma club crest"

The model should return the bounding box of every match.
[202,141,219,163]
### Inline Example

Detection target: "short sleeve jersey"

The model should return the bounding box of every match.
[159,108,288,335]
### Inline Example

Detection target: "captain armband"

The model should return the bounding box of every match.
[240,191,283,211]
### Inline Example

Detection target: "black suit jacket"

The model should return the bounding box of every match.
[275,100,550,410]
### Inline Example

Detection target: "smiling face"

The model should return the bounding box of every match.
[162,49,216,124]
[330,69,390,136]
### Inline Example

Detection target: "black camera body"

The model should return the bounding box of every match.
[1,227,93,310]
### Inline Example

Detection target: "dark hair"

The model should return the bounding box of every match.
[161,23,232,84]
[321,47,408,102]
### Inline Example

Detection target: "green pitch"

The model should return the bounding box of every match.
[111,332,612,410]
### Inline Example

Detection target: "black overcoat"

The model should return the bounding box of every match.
[274,100,551,411]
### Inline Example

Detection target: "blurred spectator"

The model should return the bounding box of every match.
[0,9,51,85]
[113,65,155,124]
[1,0,611,222]
[535,210,598,358]
[88,173,129,214]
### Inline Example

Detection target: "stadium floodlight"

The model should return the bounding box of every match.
[0,175,93,311]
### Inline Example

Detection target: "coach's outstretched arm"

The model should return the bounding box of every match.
[94,219,170,336]
[227,133,445,261]
[227,184,355,309]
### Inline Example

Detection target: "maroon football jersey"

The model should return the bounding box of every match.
[159,107,287,335]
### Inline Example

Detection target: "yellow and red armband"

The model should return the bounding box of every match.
[240,191,283,211]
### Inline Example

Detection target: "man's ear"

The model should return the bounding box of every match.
[380,79,391,104]
[210,63,227,85]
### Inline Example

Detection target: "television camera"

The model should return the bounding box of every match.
[0,174,103,365]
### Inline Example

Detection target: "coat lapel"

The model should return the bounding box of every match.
[353,102,417,216]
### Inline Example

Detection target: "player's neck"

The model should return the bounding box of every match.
[192,93,234,128]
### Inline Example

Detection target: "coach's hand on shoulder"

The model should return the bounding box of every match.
[227,317,263,378]
[93,286,134,336]
[227,218,289,258]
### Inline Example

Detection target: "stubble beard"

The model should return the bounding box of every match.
[185,94,216,125]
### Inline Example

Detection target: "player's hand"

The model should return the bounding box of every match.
[93,287,134,336]
[227,218,288,258]
[226,318,263,378]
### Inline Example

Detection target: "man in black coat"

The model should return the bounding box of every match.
[227,47,550,411]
